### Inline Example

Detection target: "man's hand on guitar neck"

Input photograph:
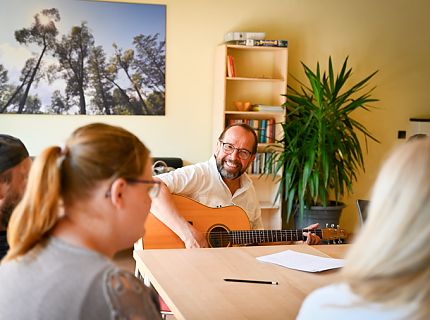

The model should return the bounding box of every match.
[303,223,321,245]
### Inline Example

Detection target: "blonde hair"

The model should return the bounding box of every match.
[343,138,430,319]
[4,123,149,262]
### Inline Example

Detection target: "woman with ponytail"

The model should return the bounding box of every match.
[0,123,161,319]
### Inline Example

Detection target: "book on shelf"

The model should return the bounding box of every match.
[226,55,235,77]
[227,118,276,143]
[260,119,267,143]
[246,152,276,175]
[252,105,284,112]
[232,39,288,47]
[267,118,275,143]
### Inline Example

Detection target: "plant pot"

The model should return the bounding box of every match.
[294,202,345,229]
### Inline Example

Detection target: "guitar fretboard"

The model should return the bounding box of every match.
[229,229,323,245]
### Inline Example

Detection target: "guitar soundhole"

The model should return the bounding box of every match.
[207,225,231,248]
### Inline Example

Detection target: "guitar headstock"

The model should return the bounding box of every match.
[320,227,349,243]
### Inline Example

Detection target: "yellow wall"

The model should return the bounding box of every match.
[1,0,429,232]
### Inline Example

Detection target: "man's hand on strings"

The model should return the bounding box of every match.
[183,225,209,248]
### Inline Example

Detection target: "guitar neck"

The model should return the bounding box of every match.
[229,229,322,245]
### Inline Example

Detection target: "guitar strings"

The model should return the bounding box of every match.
[206,230,323,244]
[203,229,323,235]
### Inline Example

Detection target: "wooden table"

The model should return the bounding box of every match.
[134,244,350,320]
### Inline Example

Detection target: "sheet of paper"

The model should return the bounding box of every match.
[257,249,345,272]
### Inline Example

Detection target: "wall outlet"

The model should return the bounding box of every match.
[398,130,406,139]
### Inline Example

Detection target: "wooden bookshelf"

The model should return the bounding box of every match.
[212,44,288,229]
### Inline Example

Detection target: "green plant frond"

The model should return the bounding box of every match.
[282,168,292,189]
[318,183,328,206]
[311,174,320,204]
[321,145,330,182]
[306,78,323,106]
[337,56,350,82]
[348,133,365,166]
[287,70,312,93]
[349,118,380,143]
[333,84,372,111]
[286,95,315,111]
[348,70,378,93]
[298,183,305,212]
[263,56,379,216]
[336,80,377,110]
[286,187,297,221]
[334,65,352,96]
[264,143,284,153]
[328,56,335,92]
[308,173,315,199]
[301,147,315,197]
[332,170,341,202]
[340,97,378,114]
[275,154,287,174]
[285,83,303,96]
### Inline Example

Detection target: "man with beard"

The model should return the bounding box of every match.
[151,123,320,248]
[0,135,31,260]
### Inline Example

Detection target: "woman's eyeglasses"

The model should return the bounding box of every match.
[219,140,252,160]
[125,179,161,199]
[105,179,161,199]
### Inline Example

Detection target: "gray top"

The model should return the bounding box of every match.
[0,237,161,320]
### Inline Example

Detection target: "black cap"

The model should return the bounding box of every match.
[0,134,29,174]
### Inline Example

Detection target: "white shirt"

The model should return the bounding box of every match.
[297,283,416,320]
[157,156,263,229]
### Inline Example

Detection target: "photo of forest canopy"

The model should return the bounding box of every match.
[0,1,166,115]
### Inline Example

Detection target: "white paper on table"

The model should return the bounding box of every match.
[256,250,345,272]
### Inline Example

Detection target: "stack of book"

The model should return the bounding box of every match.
[247,152,277,175]
[252,105,284,112]
[228,118,276,143]
[234,39,288,48]
[223,32,288,48]
[224,32,266,42]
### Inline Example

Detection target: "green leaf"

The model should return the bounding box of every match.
[264,56,379,223]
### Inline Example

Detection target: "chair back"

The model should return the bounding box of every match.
[356,199,370,226]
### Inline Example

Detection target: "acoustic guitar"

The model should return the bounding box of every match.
[143,195,348,249]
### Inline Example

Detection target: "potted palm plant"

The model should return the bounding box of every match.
[267,56,379,229]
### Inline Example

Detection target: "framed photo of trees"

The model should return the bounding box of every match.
[0,1,166,115]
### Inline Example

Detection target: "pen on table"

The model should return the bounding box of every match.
[224,278,279,285]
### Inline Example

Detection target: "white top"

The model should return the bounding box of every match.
[297,283,415,320]
[157,156,263,229]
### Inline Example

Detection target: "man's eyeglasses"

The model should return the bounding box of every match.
[105,179,161,199]
[219,140,252,160]
[125,179,161,199]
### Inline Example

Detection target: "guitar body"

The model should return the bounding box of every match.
[143,195,251,249]
[143,195,348,249]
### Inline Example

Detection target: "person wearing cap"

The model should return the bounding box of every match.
[0,135,31,260]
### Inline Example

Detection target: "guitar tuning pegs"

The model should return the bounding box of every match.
[337,239,343,244]
[331,224,335,228]
[326,223,329,228]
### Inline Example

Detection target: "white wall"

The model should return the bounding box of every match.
[1,0,429,231]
